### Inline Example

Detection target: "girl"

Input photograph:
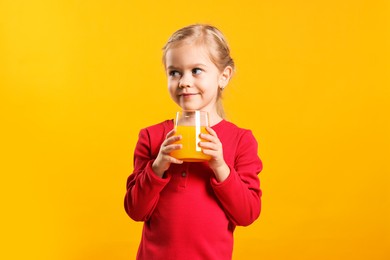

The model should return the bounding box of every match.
[124,24,263,259]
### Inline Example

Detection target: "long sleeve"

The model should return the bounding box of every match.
[124,120,262,259]
[211,130,263,226]
[124,128,171,221]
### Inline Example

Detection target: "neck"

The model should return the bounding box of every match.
[208,110,223,126]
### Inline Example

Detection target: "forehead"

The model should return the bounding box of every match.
[165,43,214,67]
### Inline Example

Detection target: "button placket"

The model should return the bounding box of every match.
[178,164,188,188]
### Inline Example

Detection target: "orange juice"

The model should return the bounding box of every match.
[170,125,211,162]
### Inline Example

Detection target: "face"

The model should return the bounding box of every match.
[165,43,229,116]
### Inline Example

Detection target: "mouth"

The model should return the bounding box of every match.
[179,93,199,98]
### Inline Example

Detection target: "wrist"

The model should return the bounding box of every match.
[212,162,230,183]
[152,160,165,178]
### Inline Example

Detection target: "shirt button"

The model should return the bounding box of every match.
[181,172,186,177]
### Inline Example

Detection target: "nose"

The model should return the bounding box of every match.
[178,72,192,88]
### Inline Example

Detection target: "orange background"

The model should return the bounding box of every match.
[1,0,389,259]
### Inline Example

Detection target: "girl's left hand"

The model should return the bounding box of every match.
[199,127,230,182]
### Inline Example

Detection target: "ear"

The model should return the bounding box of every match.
[219,66,233,89]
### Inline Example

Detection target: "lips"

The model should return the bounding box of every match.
[179,93,199,98]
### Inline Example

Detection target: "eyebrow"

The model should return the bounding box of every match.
[166,65,178,70]
[166,63,207,70]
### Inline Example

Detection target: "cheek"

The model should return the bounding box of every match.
[167,83,177,97]
[202,78,220,92]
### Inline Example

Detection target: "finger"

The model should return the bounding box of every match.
[201,149,213,156]
[168,156,183,164]
[163,144,182,154]
[166,134,182,145]
[199,141,218,150]
[200,133,220,144]
[200,148,219,159]
[166,128,177,138]
[205,126,217,136]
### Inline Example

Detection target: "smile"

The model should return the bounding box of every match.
[180,93,199,98]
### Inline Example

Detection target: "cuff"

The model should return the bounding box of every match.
[210,164,235,188]
[146,160,171,184]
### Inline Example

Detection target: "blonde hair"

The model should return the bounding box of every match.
[162,24,235,118]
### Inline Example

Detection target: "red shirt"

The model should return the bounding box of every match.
[124,119,263,259]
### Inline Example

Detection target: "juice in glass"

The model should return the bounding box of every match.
[170,110,211,162]
[171,125,211,162]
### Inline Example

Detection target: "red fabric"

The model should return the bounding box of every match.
[124,119,263,260]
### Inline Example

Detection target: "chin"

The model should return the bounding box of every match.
[180,105,199,111]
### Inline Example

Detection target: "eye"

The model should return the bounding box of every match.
[168,70,181,77]
[192,68,202,75]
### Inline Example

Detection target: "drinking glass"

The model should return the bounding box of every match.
[170,110,211,162]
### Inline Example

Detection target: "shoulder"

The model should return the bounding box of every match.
[214,120,259,152]
[142,119,174,135]
[136,120,174,157]
[213,120,256,140]
[215,120,261,168]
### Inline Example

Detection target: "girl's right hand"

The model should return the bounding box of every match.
[152,129,183,178]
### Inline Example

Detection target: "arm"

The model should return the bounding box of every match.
[124,129,169,221]
[124,127,183,221]
[210,130,263,226]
